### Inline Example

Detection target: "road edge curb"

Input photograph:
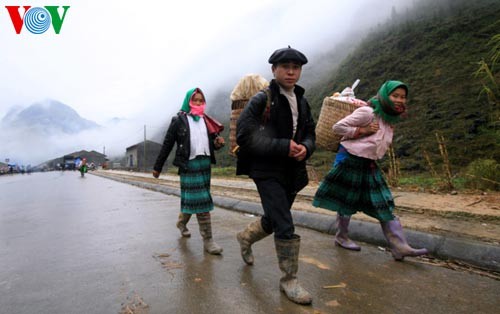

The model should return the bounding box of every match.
[93,173,500,272]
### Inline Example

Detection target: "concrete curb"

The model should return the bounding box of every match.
[94,173,500,272]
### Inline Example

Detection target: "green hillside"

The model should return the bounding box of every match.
[306,0,500,174]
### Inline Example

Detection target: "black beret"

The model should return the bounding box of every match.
[268,46,308,65]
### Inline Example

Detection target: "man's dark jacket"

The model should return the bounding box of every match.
[236,79,316,192]
[154,112,218,174]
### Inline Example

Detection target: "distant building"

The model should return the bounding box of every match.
[40,150,107,170]
[0,161,8,174]
[125,140,162,171]
[74,150,108,168]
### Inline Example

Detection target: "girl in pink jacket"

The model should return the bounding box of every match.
[313,80,428,261]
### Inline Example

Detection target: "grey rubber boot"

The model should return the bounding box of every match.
[335,214,361,251]
[196,212,223,255]
[275,235,312,305]
[381,217,428,261]
[176,213,192,237]
[236,219,270,265]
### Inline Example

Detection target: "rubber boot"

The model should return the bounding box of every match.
[335,214,361,251]
[196,212,223,255]
[236,219,271,265]
[275,235,312,305]
[176,213,192,237]
[381,217,428,261]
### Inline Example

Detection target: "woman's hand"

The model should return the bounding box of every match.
[152,170,160,178]
[357,122,379,137]
[214,136,225,149]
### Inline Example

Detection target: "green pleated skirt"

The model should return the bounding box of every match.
[180,156,214,214]
[312,153,394,222]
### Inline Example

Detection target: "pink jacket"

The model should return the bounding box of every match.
[333,106,393,160]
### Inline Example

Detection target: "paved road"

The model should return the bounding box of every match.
[95,170,500,245]
[93,170,500,271]
[1,172,499,314]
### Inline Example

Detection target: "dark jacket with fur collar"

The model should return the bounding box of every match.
[154,112,218,174]
[236,79,316,192]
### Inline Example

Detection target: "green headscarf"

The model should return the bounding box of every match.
[369,80,409,124]
[180,87,204,121]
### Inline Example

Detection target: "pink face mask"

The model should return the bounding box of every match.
[189,101,205,117]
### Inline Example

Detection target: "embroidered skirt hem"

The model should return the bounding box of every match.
[180,156,214,214]
[312,153,394,222]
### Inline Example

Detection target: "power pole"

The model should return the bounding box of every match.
[143,125,147,172]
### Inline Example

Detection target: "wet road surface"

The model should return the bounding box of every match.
[1,172,499,314]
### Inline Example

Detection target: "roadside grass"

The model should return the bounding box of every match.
[211,166,237,177]
[166,166,237,177]
[397,174,467,192]
[208,166,478,193]
[164,165,492,193]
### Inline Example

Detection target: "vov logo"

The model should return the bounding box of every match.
[5,6,70,34]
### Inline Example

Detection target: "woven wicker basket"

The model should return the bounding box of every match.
[229,74,269,157]
[315,97,358,151]
[229,99,248,156]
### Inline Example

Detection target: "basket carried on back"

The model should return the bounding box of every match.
[229,100,248,155]
[229,74,269,156]
[315,97,359,151]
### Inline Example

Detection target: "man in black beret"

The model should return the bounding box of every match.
[235,46,316,305]
[268,45,308,66]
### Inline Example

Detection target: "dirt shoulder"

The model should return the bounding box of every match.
[94,170,500,245]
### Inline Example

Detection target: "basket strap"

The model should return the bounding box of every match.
[262,87,271,125]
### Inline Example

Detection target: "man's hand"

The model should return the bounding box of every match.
[152,170,160,178]
[289,140,307,161]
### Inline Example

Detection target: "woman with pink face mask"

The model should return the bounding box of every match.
[153,87,225,255]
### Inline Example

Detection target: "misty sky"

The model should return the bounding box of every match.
[0,0,410,165]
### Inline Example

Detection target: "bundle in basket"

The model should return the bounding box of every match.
[229,74,269,156]
[315,97,360,151]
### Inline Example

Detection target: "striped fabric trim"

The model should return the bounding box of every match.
[180,156,214,214]
[312,154,394,222]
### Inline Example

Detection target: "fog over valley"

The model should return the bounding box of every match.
[0,0,413,166]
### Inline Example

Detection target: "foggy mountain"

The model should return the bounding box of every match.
[1,99,101,136]
[1,0,417,166]
[305,0,500,172]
